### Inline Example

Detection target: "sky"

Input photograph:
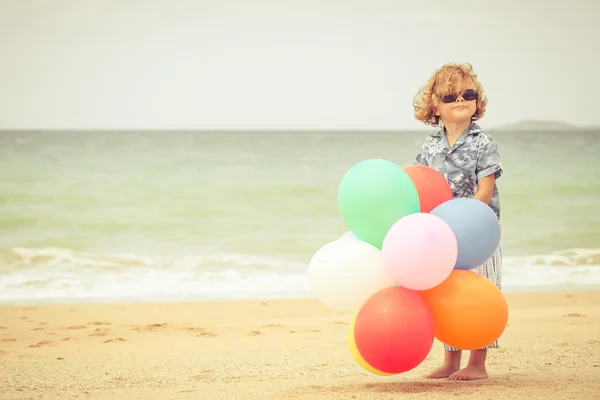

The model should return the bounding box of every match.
[0,0,598,131]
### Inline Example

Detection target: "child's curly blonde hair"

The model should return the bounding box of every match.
[413,63,488,127]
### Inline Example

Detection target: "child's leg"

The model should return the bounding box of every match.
[424,346,462,379]
[448,348,489,380]
[448,246,503,381]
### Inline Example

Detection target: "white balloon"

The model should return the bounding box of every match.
[338,231,359,241]
[308,240,392,311]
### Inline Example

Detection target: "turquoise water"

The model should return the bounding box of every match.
[1,129,599,303]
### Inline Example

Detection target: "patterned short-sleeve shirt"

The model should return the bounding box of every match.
[414,122,503,219]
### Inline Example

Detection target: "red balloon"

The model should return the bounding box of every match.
[403,165,453,213]
[353,286,434,374]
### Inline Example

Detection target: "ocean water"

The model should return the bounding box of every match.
[1,129,599,304]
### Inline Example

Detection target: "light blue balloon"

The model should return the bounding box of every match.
[430,198,501,270]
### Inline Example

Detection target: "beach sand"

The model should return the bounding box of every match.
[1,291,599,400]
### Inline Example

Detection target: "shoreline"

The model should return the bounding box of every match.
[1,283,599,307]
[2,289,599,310]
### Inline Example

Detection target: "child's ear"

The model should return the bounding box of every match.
[432,99,440,116]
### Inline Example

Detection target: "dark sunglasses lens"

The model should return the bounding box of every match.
[463,89,478,100]
[441,94,457,103]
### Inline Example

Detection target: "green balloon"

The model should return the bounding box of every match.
[337,159,420,249]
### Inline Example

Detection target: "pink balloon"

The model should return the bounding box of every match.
[381,213,458,290]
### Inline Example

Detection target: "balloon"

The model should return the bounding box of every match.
[430,198,501,270]
[403,165,453,213]
[338,231,358,241]
[381,213,457,290]
[417,270,509,350]
[353,286,435,374]
[337,159,420,249]
[308,240,393,311]
[348,314,394,376]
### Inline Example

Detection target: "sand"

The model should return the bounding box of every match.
[1,291,599,400]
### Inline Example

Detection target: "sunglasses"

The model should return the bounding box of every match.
[440,89,478,103]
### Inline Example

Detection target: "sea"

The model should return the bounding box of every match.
[1,129,599,305]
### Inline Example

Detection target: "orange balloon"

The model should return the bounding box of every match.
[416,270,508,350]
[403,165,453,213]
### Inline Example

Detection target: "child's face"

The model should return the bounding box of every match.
[434,77,478,125]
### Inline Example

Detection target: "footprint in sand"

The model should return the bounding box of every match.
[87,321,111,326]
[0,326,7,330]
[328,321,349,326]
[1,338,16,342]
[32,327,44,331]
[183,326,218,337]
[290,329,321,334]
[89,328,110,337]
[190,370,215,381]
[132,323,169,332]
[61,337,76,341]
[29,340,54,348]
[248,330,261,336]
[260,324,283,328]
[195,330,218,338]
[104,338,126,343]
[183,327,207,333]
[65,325,88,330]
[563,313,586,317]
[180,327,217,337]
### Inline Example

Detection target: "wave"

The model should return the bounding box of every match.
[1,247,599,304]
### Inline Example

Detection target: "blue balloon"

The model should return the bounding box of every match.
[430,198,501,270]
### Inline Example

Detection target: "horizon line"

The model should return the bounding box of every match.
[0,120,598,134]
[1,127,599,134]
[0,127,435,133]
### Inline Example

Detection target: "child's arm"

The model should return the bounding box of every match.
[474,175,495,204]
[474,139,503,205]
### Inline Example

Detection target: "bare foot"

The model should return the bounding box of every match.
[448,365,488,381]
[425,364,460,379]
